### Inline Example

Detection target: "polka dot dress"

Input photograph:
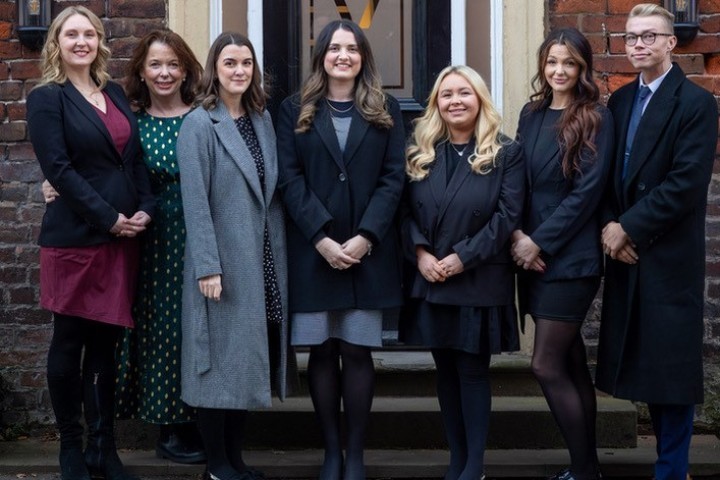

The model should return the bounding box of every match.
[116,111,195,424]
[235,114,284,326]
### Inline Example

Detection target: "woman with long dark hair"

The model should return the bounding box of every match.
[277,20,405,480]
[177,32,292,480]
[512,28,614,480]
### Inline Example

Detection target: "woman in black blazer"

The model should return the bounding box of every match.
[26,7,153,480]
[512,28,613,480]
[402,65,524,480]
[277,20,405,480]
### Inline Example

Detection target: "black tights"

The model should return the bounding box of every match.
[432,348,491,480]
[47,313,121,380]
[532,318,599,480]
[307,339,375,480]
[196,408,250,479]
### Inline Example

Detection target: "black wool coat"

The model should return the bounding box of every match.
[596,63,718,405]
[276,95,406,312]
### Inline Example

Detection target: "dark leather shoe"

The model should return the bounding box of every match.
[156,432,207,464]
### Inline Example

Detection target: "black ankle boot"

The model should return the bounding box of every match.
[47,374,91,480]
[83,372,138,480]
[156,423,207,464]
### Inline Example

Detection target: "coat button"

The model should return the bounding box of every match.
[423,228,429,236]
[638,182,646,191]
[338,173,347,182]
[473,209,481,216]
[417,200,423,208]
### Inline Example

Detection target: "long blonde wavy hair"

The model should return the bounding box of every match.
[38,6,111,89]
[295,20,393,133]
[406,66,504,181]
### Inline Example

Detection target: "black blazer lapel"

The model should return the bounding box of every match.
[64,82,119,160]
[314,102,347,174]
[612,81,636,206]
[438,148,471,224]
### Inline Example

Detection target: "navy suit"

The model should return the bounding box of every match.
[26,81,154,247]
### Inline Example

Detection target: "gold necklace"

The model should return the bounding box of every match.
[326,98,354,114]
[76,86,100,106]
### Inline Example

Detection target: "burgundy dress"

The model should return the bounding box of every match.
[40,92,140,328]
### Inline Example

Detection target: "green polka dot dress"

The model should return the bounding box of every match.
[116,111,194,424]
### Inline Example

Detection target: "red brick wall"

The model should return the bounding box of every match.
[550,0,720,428]
[0,0,166,426]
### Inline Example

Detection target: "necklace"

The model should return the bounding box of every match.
[326,98,355,114]
[450,142,469,157]
[77,87,100,106]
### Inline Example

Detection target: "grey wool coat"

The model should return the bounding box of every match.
[177,102,291,409]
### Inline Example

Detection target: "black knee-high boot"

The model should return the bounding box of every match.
[47,374,91,480]
[83,372,138,480]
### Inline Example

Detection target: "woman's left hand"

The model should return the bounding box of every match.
[116,210,151,237]
[511,232,545,272]
[41,180,59,203]
[341,235,371,260]
[438,253,464,278]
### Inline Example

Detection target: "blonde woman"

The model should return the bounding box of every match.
[401,65,524,480]
[26,6,153,480]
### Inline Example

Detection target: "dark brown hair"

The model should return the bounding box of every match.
[125,29,203,110]
[296,20,392,132]
[530,27,601,178]
[196,32,266,113]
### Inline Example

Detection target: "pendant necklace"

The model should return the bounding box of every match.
[450,142,469,157]
[77,86,100,107]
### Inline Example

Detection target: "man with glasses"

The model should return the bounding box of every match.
[597,4,718,480]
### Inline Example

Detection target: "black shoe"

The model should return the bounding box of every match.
[47,374,91,480]
[548,469,576,480]
[156,426,206,464]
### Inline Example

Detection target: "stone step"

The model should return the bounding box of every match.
[4,435,720,478]
[116,395,637,450]
[296,351,543,397]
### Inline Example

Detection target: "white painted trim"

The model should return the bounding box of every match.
[209,0,222,44]
[451,0,467,65]
[247,0,264,74]
[490,0,503,111]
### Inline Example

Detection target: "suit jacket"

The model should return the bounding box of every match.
[177,103,292,409]
[26,81,154,247]
[515,102,614,281]
[277,94,406,312]
[403,137,525,306]
[596,63,718,404]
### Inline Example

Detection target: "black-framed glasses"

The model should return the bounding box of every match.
[623,32,674,46]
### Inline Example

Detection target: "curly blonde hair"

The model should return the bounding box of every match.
[406,66,504,181]
[38,6,111,89]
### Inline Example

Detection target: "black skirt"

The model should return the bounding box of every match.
[399,299,519,355]
[519,275,600,322]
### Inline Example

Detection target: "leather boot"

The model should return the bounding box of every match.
[47,374,91,480]
[156,423,207,464]
[83,372,138,480]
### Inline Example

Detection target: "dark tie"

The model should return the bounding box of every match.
[623,85,651,179]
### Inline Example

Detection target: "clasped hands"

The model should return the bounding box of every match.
[416,246,464,283]
[42,180,150,238]
[315,235,369,270]
[601,221,638,265]
[511,230,546,272]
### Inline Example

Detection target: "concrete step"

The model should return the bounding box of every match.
[296,351,543,397]
[3,435,720,479]
[115,395,637,450]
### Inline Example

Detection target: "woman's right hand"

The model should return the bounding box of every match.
[198,274,222,301]
[416,246,447,283]
[315,237,361,270]
[42,180,59,203]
